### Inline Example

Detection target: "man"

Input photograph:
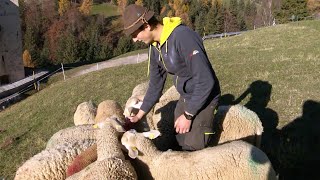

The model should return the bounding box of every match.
[123,4,221,151]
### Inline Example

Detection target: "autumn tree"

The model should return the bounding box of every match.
[308,0,320,15]
[135,0,144,6]
[117,0,128,14]
[59,0,71,16]
[79,0,93,15]
[23,50,35,68]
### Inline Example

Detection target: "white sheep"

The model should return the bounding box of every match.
[14,139,95,180]
[73,101,97,126]
[46,124,97,149]
[121,130,277,180]
[47,99,127,149]
[124,81,155,132]
[95,100,125,124]
[213,104,263,147]
[66,117,137,180]
[123,81,148,117]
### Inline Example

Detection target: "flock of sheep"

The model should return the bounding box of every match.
[14,82,278,180]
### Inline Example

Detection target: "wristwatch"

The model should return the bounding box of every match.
[183,112,194,120]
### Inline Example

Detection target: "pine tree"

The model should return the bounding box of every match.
[214,1,224,33]
[57,30,79,64]
[205,6,216,34]
[195,11,206,36]
[143,0,160,16]
[244,0,256,29]
[275,0,309,24]
[237,0,247,31]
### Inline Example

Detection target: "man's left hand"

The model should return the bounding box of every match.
[174,114,192,134]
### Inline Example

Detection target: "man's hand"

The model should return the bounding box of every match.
[174,114,192,134]
[127,109,145,123]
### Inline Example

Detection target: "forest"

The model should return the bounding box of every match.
[19,0,317,68]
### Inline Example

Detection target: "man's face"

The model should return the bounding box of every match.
[131,24,153,44]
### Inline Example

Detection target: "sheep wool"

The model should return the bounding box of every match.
[121,131,277,180]
[46,124,97,149]
[95,100,125,124]
[15,139,95,180]
[66,144,97,177]
[214,104,263,147]
[73,101,97,126]
[66,158,137,180]
[66,118,137,180]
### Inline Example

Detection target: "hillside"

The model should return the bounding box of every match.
[0,20,320,179]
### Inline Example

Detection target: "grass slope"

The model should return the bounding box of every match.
[91,3,119,17]
[0,20,319,179]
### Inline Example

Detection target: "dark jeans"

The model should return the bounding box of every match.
[174,96,219,151]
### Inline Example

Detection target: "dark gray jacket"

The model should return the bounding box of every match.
[140,25,220,115]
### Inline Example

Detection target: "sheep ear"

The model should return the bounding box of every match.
[109,117,126,132]
[127,146,139,159]
[142,130,161,139]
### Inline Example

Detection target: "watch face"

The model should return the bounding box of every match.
[184,112,193,120]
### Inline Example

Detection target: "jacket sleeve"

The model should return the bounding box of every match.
[176,29,215,115]
[140,48,167,114]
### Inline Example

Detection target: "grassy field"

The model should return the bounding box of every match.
[0,20,319,179]
[91,3,119,17]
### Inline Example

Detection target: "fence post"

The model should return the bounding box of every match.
[33,71,37,90]
[61,63,66,81]
[137,53,140,63]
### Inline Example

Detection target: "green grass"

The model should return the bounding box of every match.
[91,3,119,17]
[1,20,320,179]
[47,48,148,85]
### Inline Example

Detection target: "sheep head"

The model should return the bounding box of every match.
[93,116,126,133]
[121,129,161,159]
[124,97,143,117]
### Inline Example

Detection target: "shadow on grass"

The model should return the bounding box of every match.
[220,80,320,180]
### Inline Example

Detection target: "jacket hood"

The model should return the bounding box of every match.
[152,17,182,47]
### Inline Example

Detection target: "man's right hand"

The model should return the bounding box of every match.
[127,109,145,123]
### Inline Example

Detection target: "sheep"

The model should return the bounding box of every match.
[121,130,277,180]
[46,124,97,149]
[212,104,263,147]
[124,81,155,132]
[73,101,97,126]
[95,100,125,124]
[47,99,127,149]
[125,82,263,150]
[66,117,137,180]
[14,139,95,180]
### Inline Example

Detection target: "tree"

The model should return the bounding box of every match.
[275,0,309,24]
[79,0,93,15]
[237,0,247,31]
[113,36,133,57]
[244,1,256,29]
[143,0,161,16]
[59,0,71,16]
[194,11,206,36]
[23,50,34,68]
[56,30,79,64]
[117,0,128,14]
[135,0,144,6]
[205,6,216,34]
